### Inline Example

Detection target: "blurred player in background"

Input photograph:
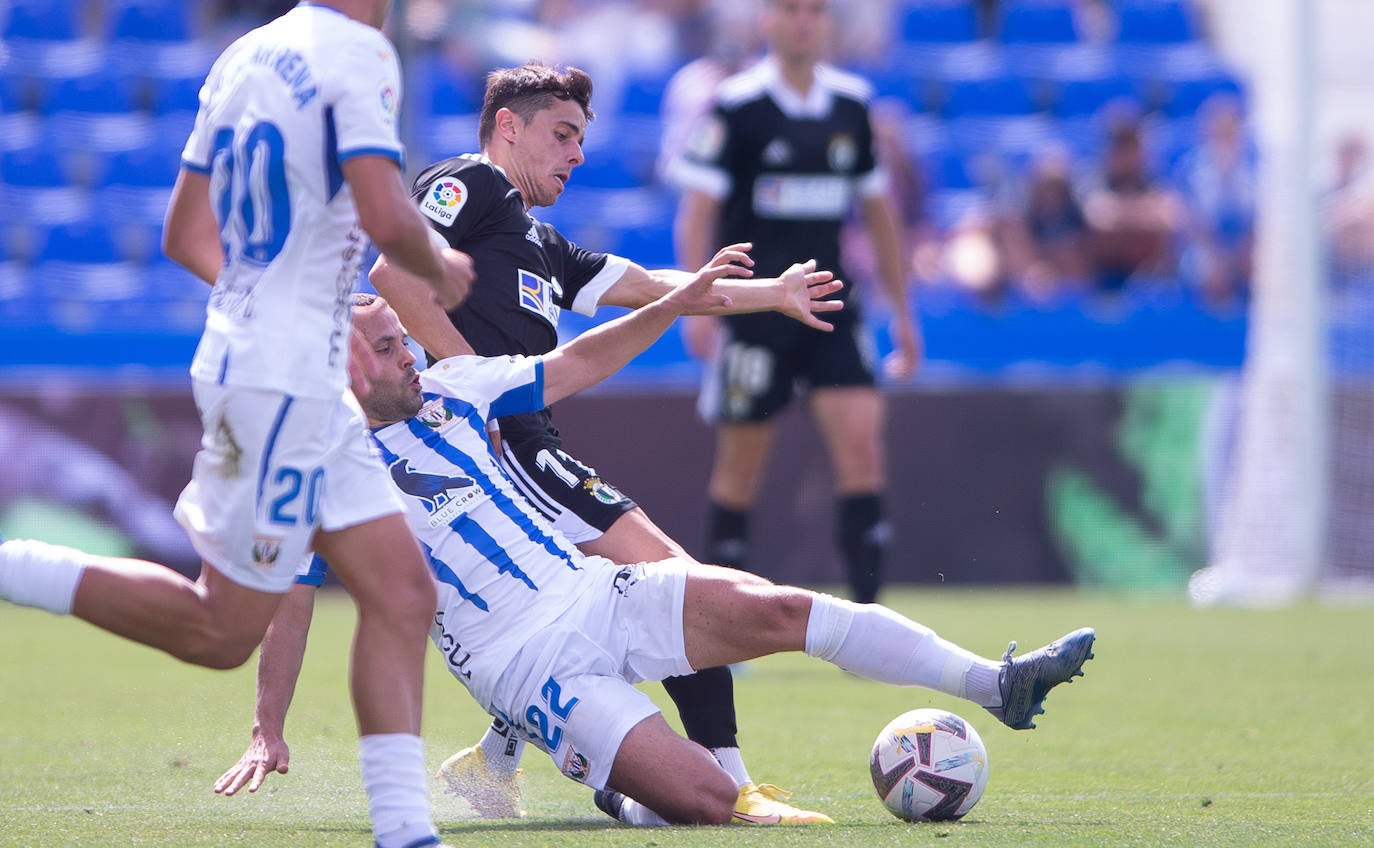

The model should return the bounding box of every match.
[369,61,846,824]
[670,0,919,604]
[0,3,473,847]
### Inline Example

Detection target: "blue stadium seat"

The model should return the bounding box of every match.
[43,71,134,116]
[37,219,121,264]
[899,2,981,45]
[1,145,70,190]
[997,3,1080,44]
[144,73,202,116]
[940,75,1041,117]
[418,54,481,118]
[107,0,193,43]
[3,0,80,41]
[924,149,976,190]
[1115,1,1200,45]
[569,156,641,190]
[45,71,150,152]
[1052,75,1142,118]
[619,71,672,117]
[1157,74,1244,118]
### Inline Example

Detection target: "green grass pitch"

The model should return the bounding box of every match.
[2,587,1372,847]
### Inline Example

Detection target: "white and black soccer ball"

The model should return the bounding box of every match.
[870,708,989,822]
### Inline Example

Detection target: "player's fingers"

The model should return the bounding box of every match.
[217,767,249,796]
[246,762,275,794]
[802,315,837,332]
[804,270,836,285]
[716,241,752,257]
[709,250,754,272]
[807,280,844,298]
[809,298,846,312]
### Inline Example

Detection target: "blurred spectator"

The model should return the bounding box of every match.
[207,0,296,43]
[1173,93,1256,309]
[658,0,764,181]
[1081,119,1185,292]
[842,98,941,305]
[997,145,1093,304]
[1325,131,1374,286]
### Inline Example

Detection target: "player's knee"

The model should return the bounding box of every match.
[752,588,815,642]
[178,624,260,670]
[362,565,436,635]
[670,771,737,825]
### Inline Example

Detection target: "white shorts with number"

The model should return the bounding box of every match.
[174,381,403,593]
[488,557,695,790]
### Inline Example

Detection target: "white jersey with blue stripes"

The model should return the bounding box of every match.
[181,3,406,399]
[367,354,596,708]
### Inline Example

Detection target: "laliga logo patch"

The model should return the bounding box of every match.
[379,85,397,116]
[421,177,467,225]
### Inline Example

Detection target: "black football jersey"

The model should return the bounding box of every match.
[676,58,881,297]
[409,154,629,443]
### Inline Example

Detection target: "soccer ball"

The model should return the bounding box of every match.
[869,708,989,822]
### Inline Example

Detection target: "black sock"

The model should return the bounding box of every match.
[705,502,751,571]
[838,493,888,604]
[661,666,738,749]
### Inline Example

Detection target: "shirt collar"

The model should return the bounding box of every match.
[760,55,832,120]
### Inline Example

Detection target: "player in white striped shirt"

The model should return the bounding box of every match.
[219,262,1095,826]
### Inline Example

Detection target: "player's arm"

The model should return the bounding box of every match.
[369,253,475,360]
[214,582,318,797]
[541,257,759,405]
[346,155,474,312]
[162,169,222,285]
[599,244,844,330]
[859,190,921,379]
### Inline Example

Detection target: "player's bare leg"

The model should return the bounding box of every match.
[679,566,1093,730]
[0,537,281,669]
[316,514,440,848]
[599,713,737,825]
[73,557,282,668]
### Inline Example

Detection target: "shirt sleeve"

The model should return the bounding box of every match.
[421,355,545,420]
[665,101,734,199]
[546,225,630,316]
[413,162,495,243]
[331,28,405,167]
[180,40,241,172]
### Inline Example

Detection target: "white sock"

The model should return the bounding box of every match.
[0,540,88,615]
[804,593,1004,707]
[710,747,751,787]
[479,718,525,775]
[616,795,672,826]
[359,733,438,848]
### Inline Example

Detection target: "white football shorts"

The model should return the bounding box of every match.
[174,381,403,593]
[487,557,695,790]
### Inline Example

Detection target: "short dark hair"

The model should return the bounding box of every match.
[478,63,595,147]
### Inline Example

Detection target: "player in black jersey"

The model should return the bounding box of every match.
[670,0,920,606]
[369,63,841,823]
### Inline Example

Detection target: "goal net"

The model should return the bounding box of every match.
[1192,0,1374,605]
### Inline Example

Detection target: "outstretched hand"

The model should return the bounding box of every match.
[665,244,753,315]
[778,259,845,332]
[214,732,291,797]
